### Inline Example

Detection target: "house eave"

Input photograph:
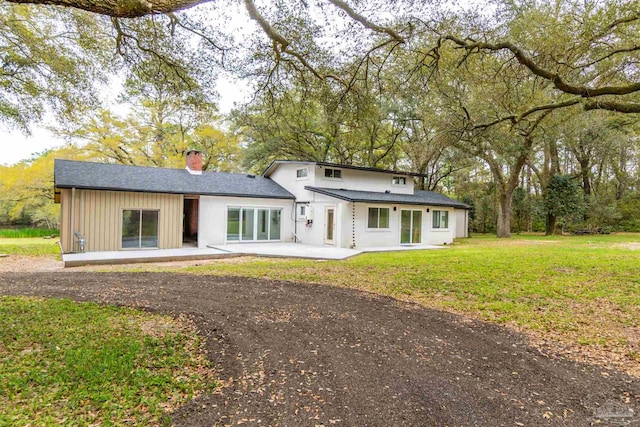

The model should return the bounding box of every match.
[262,160,432,178]
[53,185,296,200]
[304,186,470,209]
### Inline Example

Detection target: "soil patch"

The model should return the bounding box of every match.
[1,272,638,426]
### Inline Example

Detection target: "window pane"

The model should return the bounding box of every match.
[297,168,307,178]
[443,211,449,228]
[368,208,378,228]
[241,208,254,240]
[269,209,281,240]
[412,210,422,244]
[324,168,332,177]
[122,210,141,248]
[400,210,411,244]
[379,208,389,228]
[140,210,159,248]
[227,208,240,241]
[433,210,440,228]
[334,169,342,178]
[257,209,269,240]
[326,209,335,240]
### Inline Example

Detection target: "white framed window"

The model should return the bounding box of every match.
[122,209,159,249]
[392,176,407,185]
[367,207,390,229]
[296,168,308,179]
[298,204,307,219]
[432,210,449,229]
[227,207,282,241]
[324,168,342,179]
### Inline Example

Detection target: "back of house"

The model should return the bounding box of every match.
[54,153,469,254]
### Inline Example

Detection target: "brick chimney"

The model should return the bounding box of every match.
[186,150,203,175]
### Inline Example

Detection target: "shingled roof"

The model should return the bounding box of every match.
[54,159,295,199]
[305,186,470,209]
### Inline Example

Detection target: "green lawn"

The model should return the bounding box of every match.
[0,237,61,256]
[0,228,59,238]
[0,296,216,426]
[129,233,640,374]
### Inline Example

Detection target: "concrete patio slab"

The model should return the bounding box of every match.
[62,242,447,267]
[63,247,238,267]
[210,243,362,260]
[210,242,446,260]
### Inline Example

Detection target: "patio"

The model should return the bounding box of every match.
[62,242,445,267]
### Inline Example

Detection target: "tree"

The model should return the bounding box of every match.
[543,175,583,233]
[0,147,88,227]
[0,4,111,130]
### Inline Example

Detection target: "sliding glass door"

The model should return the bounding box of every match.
[227,207,282,242]
[400,209,422,244]
[122,209,159,249]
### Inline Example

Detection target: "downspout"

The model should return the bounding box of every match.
[70,187,75,251]
[351,201,356,248]
[293,200,297,243]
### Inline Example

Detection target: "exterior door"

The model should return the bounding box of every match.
[400,209,422,244]
[324,207,335,245]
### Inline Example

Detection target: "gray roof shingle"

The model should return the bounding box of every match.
[54,159,295,199]
[305,186,470,209]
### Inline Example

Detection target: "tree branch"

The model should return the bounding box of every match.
[6,0,205,17]
[327,0,404,43]
[443,35,640,98]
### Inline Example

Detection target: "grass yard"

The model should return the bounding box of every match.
[0,296,216,426]
[0,237,61,257]
[0,228,59,238]
[123,233,640,374]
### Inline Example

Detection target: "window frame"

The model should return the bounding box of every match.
[323,168,342,179]
[226,206,284,242]
[120,208,160,250]
[367,207,390,230]
[432,209,449,230]
[392,176,407,186]
[297,204,307,219]
[296,168,309,179]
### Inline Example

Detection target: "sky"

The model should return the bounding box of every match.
[0,75,251,166]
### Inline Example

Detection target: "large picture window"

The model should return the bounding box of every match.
[432,210,449,229]
[367,207,390,229]
[226,207,282,242]
[122,209,159,249]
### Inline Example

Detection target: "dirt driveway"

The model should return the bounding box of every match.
[1,272,637,426]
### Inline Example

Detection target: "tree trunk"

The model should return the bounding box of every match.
[496,189,512,238]
[545,212,557,235]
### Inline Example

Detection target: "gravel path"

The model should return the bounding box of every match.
[0,272,637,426]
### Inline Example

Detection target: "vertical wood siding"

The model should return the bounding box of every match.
[59,189,183,252]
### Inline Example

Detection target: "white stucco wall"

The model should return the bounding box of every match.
[351,204,457,247]
[268,163,319,202]
[454,209,469,238]
[268,162,414,198]
[310,165,413,194]
[293,200,351,247]
[198,196,295,247]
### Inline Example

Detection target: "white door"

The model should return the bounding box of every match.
[324,207,335,245]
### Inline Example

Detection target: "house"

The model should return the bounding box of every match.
[54,151,469,254]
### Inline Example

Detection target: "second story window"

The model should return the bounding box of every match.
[324,168,342,179]
[296,168,308,178]
[392,176,407,185]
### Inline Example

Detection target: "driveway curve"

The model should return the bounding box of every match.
[0,272,637,426]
